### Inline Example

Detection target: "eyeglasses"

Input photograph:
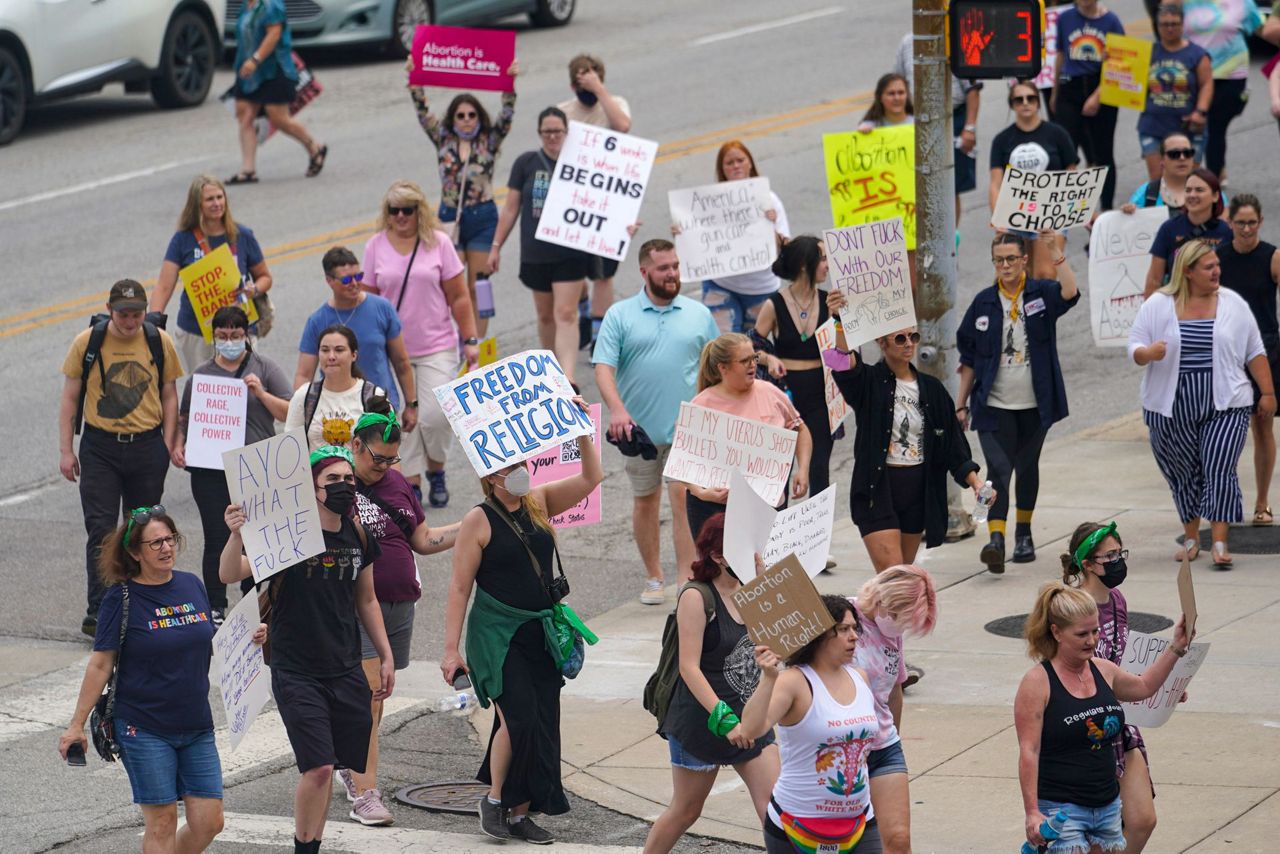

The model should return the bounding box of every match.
[1012,94,1040,105]
[736,355,758,367]
[1232,219,1261,228]
[539,129,566,137]
[141,535,177,551]
[362,445,401,466]
[992,255,1025,266]
[455,111,477,120]
[124,505,165,544]
[1092,549,1130,564]
[387,205,416,217]
[1164,148,1195,160]
[891,332,921,345]
[332,272,364,285]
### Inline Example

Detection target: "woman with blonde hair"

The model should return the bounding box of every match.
[149,174,274,371]
[680,333,812,540]
[439,398,602,845]
[362,180,479,508]
[1130,238,1276,568]
[1014,582,1191,853]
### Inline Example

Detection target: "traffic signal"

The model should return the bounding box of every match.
[947,0,1045,80]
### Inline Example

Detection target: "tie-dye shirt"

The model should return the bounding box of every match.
[1183,0,1265,81]
[851,598,907,751]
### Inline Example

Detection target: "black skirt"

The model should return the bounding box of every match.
[235,74,296,105]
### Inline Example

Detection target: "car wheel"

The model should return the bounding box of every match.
[530,0,575,27]
[389,0,432,57]
[0,46,27,146]
[151,11,217,109]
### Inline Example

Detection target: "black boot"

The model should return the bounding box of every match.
[1012,533,1036,563]
[980,532,1006,574]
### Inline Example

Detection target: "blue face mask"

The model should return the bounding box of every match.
[215,338,247,360]
[575,88,598,107]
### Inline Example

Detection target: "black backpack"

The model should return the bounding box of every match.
[75,315,166,434]
[302,379,386,437]
[642,581,715,727]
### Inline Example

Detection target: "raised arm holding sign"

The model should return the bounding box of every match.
[669,178,777,282]
[409,25,516,91]
[823,219,916,350]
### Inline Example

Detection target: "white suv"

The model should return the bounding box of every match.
[0,0,225,145]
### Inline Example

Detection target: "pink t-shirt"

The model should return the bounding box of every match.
[851,598,905,751]
[690,380,802,429]
[363,229,465,358]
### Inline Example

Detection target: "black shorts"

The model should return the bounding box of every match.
[852,465,926,537]
[590,256,620,281]
[272,667,372,773]
[235,74,296,105]
[1251,334,1280,416]
[519,254,592,293]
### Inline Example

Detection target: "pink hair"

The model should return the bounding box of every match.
[857,564,937,636]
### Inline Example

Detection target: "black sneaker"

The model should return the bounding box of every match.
[902,664,925,689]
[210,608,226,629]
[81,615,97,638]
[478,797,510,840]
[427,471,449,509]
[508,816,554,845]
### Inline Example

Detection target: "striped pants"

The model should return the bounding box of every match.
[1143,370,1251,524]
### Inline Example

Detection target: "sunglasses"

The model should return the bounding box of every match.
[124,505,165,544]
[891,332,921,345]
[1012,94,1040,105]
[455,111,478,120]
[387,205,416,217]
[332,271,364,285]
[1164,148,1195,160]
[361,444,401,466]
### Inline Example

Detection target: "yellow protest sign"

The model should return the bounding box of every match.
[179,244,257,342]
[823,125,916,250]
[1100,34,1152,111]
[457,336,499,377]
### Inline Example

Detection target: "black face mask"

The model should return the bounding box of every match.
[575,88,598,107]
[1099,557,1128,589]
[322,482,356,516]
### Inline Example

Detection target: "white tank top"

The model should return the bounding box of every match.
[769,663,880,821]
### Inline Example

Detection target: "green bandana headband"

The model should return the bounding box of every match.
[355,408,399,442]
[309,445,354,467]
[1074,521,1118,568]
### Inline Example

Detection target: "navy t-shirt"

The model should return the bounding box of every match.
[93,572,215,734]
[298,296,404,409]
[1139,42,1209,138]
[163,226,265,336]
[1149,215,1232,268]
[1057,7,1125,78]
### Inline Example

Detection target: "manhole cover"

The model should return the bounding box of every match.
[984,611,1173,639]
[394,781,489,814]
[1197,526,1280,555]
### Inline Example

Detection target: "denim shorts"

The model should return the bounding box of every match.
[667,734,718,773]
[1139,131,1204,160]
[438,199,499,252]
[866,739,908,778]
[1036,796,1125,854]
[115,720,223,805]
[701,281,772,334]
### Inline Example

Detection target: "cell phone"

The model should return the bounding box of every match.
[66,742,86,766]
[451,668,471,690]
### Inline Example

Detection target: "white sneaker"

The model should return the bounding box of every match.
[350,787,394,826]
[640,579,665,605]
[334,767,357,803]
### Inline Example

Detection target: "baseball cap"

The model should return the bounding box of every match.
[108,279,148,311]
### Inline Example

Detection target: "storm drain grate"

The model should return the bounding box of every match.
[394,781,490,814]
[1197,526,1280,555]
[984,611,1173,639]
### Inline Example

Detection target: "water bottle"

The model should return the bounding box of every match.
[972,480,996,524]
[474,276,496,319]
[437,671,477,712]
[1019,809,1068,854]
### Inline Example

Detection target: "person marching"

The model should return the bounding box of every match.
[1138,4,1212,181]
[957,233,1079,574]
[59,280,183,636]
[285,325,390,453]
[1142,168,1232,297]
[1121,131,1201,214]
[220,445,394,854]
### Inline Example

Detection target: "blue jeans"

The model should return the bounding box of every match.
[115,720,222,805]
[438,200,499,252]
[1036,797,1125,854]
[702,280,772,334]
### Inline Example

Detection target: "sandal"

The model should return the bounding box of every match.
[305,144,328,178]
[1211,540,1233,571]
[226,171,258,184]
[1253,506,1274,526]
[1175,535,1200,563]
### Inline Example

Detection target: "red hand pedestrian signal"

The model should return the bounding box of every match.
[948,0,1044,80]
[959,10,995,67]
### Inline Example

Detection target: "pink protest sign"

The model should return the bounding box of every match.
[528,404,601,528]
[410,25,515,92]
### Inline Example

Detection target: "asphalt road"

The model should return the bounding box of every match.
[2,0,1279,850]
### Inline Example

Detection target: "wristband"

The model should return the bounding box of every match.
[956,406,969,413]
[707,700,740,737]
[963,124,977,133]
[1053,256,1067,266]
[1173,646,1188,658]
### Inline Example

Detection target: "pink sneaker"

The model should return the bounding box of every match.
[334,768,357,803]
[350,788,394,826]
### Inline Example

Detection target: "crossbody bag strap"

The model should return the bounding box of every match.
[484,496,564,594]
[104,583,129,720]
[395,237,421,312]
[358,485,416,540]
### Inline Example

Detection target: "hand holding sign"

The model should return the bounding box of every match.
[409,25,516,92]
[823,219,916,350]
[990,166,1109,232]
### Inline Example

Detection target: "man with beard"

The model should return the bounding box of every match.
[593,239,719,604]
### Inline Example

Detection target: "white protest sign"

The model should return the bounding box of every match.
[990,166,1109,232]
[212,592,270,752]
[1119,630,1210,727]
[186,377,248,470]
[823,219,916,350]
[536,120,658,261]
[814,319,851,433]
[433,349,593,477]
[723,469,775,581]
[669,178,776,283]
[763,485,837,578]
[223,429,326,584]
[663,402,797,506]
[1087,208,1164,346]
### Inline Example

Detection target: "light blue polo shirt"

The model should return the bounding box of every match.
[592,290,719,444]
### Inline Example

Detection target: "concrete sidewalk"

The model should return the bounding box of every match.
[471,412,1280,852]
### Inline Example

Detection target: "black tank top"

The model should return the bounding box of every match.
[1037,660,1124,806]
[1219,240,1279,337]
[768,291,829,360]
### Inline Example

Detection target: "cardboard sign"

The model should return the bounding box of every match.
[990,166,1109,232]
[1100,34,1152,111]
[528,404,602,528]
[724,470,836,581]
[732,554,836,658]
[663,402,797,506]
[536,121,658,261]
[1177,556,1197,640]
[212,592,270,752]
[813,319,851,432]
[409,25,515,91]
[186,377,248,470]
[456,335,500,378]
[823,125,916,250]
[222,429,326,584]
[1120,630,1210,727]
[1030,5,1072,90]
[180,244,258,343]
[669,178,777,283]
[433,350,593,477]
[823,220,916,350]
[1087,208,1164,346]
